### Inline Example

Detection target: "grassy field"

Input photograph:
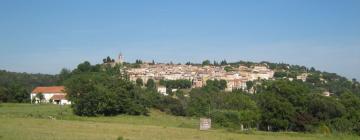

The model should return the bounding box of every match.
[0,103,359,140]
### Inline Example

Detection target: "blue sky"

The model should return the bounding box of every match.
[0,0,359,79]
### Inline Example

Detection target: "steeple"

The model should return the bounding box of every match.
[116,53,124,64]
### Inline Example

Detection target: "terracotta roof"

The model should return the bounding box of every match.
[32,86,65,94]
[51,94,67,100]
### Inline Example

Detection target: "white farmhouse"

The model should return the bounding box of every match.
[30,86,71,105]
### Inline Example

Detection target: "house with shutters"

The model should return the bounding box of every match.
[30,86,71,105]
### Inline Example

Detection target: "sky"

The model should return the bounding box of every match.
[0,0,359,79]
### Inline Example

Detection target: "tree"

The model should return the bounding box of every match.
[224,66,233,72]
[106,56,111,63]
[64,73,148,116]
[76,61,92,72]
[220,60,227,65]
[136,78,144,87]
[186,88,211,117]
[161,79,192,89]
[0,87,6,103]
[202,60,211,66]
[146,79,156,90]
[35,93,45,104]
[257,92,295,131]
[206,79,227,90]
[58,68,71,84]
[274,71,287,78]
[310,67,316,72]
[151,60,155,65]
[307,74,321,85]
[246,81,254,91]
[158,96,186,116]
[213,61,219,66]
[221,92,258,111]
[135,59,143,64]
[308,95,345,121]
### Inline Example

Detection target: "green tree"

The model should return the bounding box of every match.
[65,73,148,116]
[76,61,92,72]
[202,60,211,66]
[206,79,227,90]
[136,78,144,87]
[274,71,287,78]
[257,92,295,131]
[213,61,219,66]
[224,66,233,72]
[220,60,227,65]
[308,95,345,121]
[246,81,254,91]
[146,79,156,90]
[35,93,45,103]
[58,68,71,84]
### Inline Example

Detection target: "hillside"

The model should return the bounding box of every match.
[1,60,360,136]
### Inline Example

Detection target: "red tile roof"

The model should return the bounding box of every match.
[51,94,67,100]
[32,86,65,94]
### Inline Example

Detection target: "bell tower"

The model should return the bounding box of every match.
[116,53,124,64]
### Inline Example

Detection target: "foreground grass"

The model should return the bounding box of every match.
[0,103,358,140]
[0,103,197,128]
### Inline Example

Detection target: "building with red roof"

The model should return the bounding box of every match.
[30,86,71,105]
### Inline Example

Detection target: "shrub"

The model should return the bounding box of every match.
[317,124,331,135]
[211,110,259,130]
[116,136,124,140]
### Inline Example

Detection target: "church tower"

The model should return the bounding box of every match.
[116,53,124,64]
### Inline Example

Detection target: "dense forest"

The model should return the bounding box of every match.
[1,59,360,135]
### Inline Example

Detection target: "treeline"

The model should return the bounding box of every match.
[0,70,59,103]
[158,79,360,134]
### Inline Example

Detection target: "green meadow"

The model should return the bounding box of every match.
[0,103,358,140]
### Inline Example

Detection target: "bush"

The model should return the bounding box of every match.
[330,118,353,133]
[317,124,331,135]
[157,96,186,116]
[211,110,259,130]
[116,136,124,140]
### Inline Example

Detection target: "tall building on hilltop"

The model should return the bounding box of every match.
[116,53,124,64]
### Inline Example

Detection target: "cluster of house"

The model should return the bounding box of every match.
[127,63,275,92]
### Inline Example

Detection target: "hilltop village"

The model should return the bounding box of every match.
[127,63,275,92]
[127,63,274,91]
[27,54,334,105]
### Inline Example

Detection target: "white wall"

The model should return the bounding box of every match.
[30,93,71,105]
